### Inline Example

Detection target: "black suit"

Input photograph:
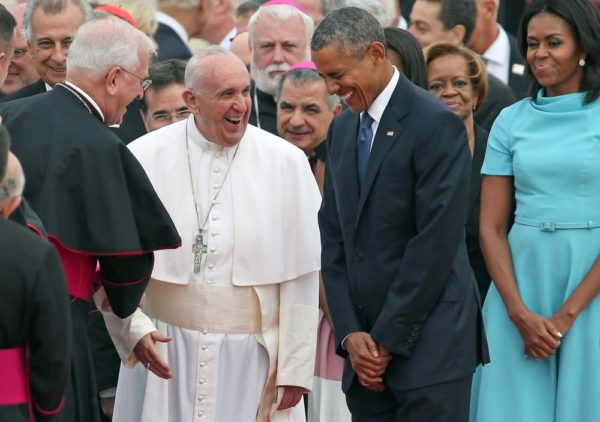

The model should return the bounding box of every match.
[249,83,278,135]
[154,22,191,62]
[507,33,529,98]
[0,217,71,422]
[475,74,516,131]
[0,79,45,102]
[467,125,491,301]
[320,73,488,419]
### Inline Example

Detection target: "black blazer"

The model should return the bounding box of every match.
[0,217,70,422]
[0,79,45,102]
[154,23,192,62]
[467,125,491,301]
[507,33,529,99]
[475,73,516,131]
[249,83,278,135]
[320,74,489,392]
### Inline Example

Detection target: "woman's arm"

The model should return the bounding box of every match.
[550,255,600,335]
[480,175,561,359]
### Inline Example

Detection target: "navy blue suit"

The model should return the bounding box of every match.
[319,74,488,419]
[507,33,529,98]
[154,23,191,62]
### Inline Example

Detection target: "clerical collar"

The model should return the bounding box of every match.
[185,116,239,156]
[62,81,105,123]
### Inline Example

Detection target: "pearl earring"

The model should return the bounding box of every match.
[579,58,586,67]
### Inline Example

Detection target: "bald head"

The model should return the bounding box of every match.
[229,31,250,73]
[0,152,25,218]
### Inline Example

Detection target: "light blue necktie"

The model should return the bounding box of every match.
[357,112,374,185]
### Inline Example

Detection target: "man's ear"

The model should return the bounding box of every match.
[449,24,467,46]
[182,89,200,115]
[105,66,121,96]
[333,103,342,116]
[482,0,497,20]
[368,41,387,65]
[0,195,22,219]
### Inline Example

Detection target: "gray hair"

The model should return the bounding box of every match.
[344,0,392,27]
[24,0,92,42]
[0,165,25,209]
[66,17,155,75]
[276,69,340,111]
[157,0,199,9]
[248,4,314,48]
[320,0,346,16]
[184,45,238,94]
[311,7,385,57]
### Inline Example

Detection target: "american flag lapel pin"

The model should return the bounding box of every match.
[386,131,394,137]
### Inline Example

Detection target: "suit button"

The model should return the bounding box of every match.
[354,252,364,261]
[357,304,363,310]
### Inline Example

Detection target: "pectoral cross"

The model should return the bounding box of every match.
[192,232,207,273]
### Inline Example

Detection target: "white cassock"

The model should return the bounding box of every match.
[97,117,321,422]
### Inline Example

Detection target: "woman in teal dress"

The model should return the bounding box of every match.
[470,0,600,421]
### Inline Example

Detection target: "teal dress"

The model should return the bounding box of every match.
[470,91,600,422]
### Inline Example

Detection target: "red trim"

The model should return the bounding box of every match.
[26,224,45,238]
[98,256,154,287]
[0,347,29,405]
[33,396,64,416]
[47,234,181,256]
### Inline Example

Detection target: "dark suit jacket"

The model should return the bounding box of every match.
[467,125,491,301]
[0,87,180,316]
[320,74,489,392]
[0,217,71,422]
[249,83,278,135]
[475,73,516,131]
[507,33,529,99]
[110,99,148,144]
[154,22,192,62]
[0,79,45,102]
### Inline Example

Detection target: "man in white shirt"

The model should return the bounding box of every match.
[99,46,321,422]
[467,0,528,97]
[154,0,236,61]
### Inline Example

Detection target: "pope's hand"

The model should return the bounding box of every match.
[277,386,307,410]
[134,331,173,379]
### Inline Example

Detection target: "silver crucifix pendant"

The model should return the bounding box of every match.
[192,232,207,273]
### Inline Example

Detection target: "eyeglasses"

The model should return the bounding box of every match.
[13,48,28,59]
[149,109,191,123]
[120,67,152,92]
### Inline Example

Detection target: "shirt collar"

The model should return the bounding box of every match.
[363,66,399,125]
[219,27,237,49]
[483,24,509,67]
[186,115,238,157]
[63,80,105,122]
[155,11,189,44]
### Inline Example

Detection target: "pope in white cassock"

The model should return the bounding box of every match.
[95,46,321,422]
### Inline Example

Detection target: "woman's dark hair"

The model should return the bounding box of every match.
[384,27,428,89]
[518,0,600,104]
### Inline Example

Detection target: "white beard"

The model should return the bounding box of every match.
[252,62,289,95]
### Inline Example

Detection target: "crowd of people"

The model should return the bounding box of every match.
[0,0,599,421]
